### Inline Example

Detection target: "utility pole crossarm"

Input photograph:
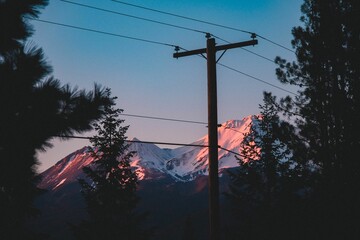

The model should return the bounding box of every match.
[173,39,258,59]
[173,48,206,58]
[215,39,257,51]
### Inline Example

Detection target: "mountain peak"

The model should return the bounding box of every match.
[221,115,256,129]
[131,137,140,141]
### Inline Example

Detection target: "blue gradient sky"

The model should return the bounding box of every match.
[32,0,303,172]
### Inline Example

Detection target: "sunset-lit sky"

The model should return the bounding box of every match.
[32,0,303,172]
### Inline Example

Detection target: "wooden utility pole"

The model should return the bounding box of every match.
[174,35,257,240]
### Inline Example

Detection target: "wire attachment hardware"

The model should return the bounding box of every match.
[251,32,257,40]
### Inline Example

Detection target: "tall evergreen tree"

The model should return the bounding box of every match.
[227,93,307,239]
[73,92,148,240]
[0,1,111,238]
[274,0,360,238]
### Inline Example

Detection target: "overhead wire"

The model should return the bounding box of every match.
[119,113,207,125]
[111,0,252,35]
[218,146,242,157]
[51,2,297,96]
[256,35,295,53]
[59,0,208,35]
[25,17,181,49]
[211,34,276,64]
[27,6,301,125]
[24,22,299,108]
[29,3,302,165]
[176,42,298,96]
[60,0,276,64]
[180,36,299,97]
[206,35,299,96]
[182,42,299,96]
[53,135,244,157]
[54,135,209,148]
[111,0,295,53]
[217,62,299,96]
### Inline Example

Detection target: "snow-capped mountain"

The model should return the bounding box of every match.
[165,116,253,181]
[33,115,257,239]
[39,115,256,189]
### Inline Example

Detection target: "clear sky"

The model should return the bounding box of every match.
[32,0,303,172]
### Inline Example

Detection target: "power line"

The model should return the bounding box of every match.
[59,0,279,61]
[54,135,243,157]
[241,48,275,63]
[25,17,180,49]
[210,36,305,97]
[120,114,248,132]
[211,34,275,64]
[220,125,244,134]
[128,139,208,148]
[54,135,208,148]
[111,0,252,35]
[256,35,295,53]
[111,0,295,53]
[178,40,298,99]
[217,62,299,96]
[119,113,207,125]
[184,40,298,96]
[218,146,242,157]
[60,0,208,35]
[179,40,299,99]
[27,20,295,97]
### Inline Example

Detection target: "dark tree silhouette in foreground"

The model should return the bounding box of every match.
[0,1,111,238]
[227,93,310,239]
[0,0,48,54]
[274,0,360,238]
[73,92,149,240]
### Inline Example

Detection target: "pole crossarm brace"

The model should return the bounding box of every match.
[173,39,258,58]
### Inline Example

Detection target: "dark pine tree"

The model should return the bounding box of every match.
[226,93,308,240]
[73,92,149,240]
[274,0,360,238]
[0,1,111,239]
[0,0,48,54]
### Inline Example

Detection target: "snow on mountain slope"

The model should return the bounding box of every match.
[166,115,254,181]
[39,115,256,188]
[39,146,94,190]
[39,139,172,189]
[127,137,174,180]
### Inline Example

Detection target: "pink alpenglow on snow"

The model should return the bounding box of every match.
[39,115,258,189]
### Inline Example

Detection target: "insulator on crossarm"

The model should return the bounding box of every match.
[251,33,257,39]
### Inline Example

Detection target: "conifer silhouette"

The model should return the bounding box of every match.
[227,93,306,239]
[1,1,111,238]
[73,91,149,240]
[274,0,360,238]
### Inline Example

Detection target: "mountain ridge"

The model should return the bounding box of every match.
[39,115,257,190]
